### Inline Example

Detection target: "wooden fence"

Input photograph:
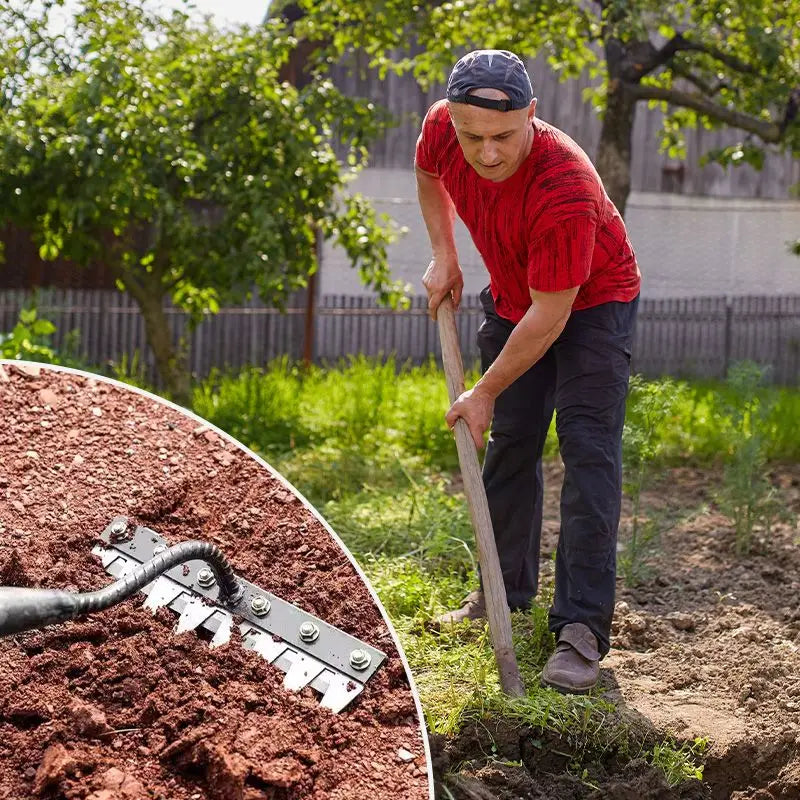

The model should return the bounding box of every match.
[1,289,799,386]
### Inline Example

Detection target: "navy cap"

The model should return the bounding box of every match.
[446,50,534,112]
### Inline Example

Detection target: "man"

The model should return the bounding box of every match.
[415,49,641,694]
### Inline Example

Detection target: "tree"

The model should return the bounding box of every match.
[287,0,800,216]
[0,0,404,403]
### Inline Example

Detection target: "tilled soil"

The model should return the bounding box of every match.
[436,460,800,800]
[0,362,430,800]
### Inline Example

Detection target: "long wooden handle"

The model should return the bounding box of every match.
[436,296,525,697]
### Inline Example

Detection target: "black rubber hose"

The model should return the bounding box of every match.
[0,540,244,638]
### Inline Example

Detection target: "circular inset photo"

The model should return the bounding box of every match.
[0,361,431,800]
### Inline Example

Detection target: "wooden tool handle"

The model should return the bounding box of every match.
[436,296,525,697]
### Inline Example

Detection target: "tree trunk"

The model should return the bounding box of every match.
[595,79,638,218]
[595,38,640,218]
[123,275,192,406]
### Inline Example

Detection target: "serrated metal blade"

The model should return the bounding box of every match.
[142,576,184,613]
[175,596,215,634]
[241,625,289,663]
[283,653,327,691]
[320,672,364,713]
[209,611,232,648]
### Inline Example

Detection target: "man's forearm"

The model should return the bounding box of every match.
[474,301,571,400]
[415,167,457,257]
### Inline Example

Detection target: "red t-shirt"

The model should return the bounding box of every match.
[415,99,641,323]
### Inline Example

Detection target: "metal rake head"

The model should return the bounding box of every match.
[89,517,386,712]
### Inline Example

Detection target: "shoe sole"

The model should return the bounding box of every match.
[540,676,596,695]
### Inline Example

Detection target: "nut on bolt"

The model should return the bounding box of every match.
[349,648,371,671]
[298,621,320,643]
[197,568,216,588]
[250,595,271,616]
[109,518,128,540]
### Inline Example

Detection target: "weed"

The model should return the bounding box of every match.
[620,376,677,585]
[716,362,781,555]
[648,737,707,786]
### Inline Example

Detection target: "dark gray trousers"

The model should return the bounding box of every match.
[477,287,639,657]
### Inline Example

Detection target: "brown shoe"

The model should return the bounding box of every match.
[429,590,486,628]
[541,622,600,694]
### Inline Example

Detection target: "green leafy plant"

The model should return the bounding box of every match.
[716,361,781,555]
[0,305,57,361]
[648,737,708,787]
[620,376,677,585]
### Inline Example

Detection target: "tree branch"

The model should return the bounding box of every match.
[676,37,758,76]
[624,82,782,141]
[670,61,728,96]
[635,33,758,78]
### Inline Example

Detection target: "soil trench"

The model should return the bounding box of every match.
[0,363,430,800]
[437,460,800,800]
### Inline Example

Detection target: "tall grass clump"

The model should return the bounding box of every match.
[193,359,309,455]
[716,361,781,555]
[620,376,678,585]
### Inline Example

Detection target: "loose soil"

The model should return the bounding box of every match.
[434,460,800,800]
[0,363,430,800]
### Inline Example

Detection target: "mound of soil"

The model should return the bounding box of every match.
[436,460,800,800]
[0,362,429,800]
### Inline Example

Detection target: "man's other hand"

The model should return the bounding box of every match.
[422,256,464,320]
[445,386,494,450]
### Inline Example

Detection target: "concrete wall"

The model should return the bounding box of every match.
[320,168,800,299]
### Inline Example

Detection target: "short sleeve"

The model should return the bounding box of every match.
[414,101,448,176]
[527,216,595,293]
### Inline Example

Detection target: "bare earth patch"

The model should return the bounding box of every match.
[436,459,800,799]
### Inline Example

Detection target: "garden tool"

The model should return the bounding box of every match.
[0,516,386,713]
[437,296,525,696]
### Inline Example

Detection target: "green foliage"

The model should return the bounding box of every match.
[716,362,782,555]
[620,376,678,585]
[0,0,406,394]
[292,0,800,190]
[648,737,707,787]
[0,305,58,361]
[0,1,402,305]
[193,356,462,474]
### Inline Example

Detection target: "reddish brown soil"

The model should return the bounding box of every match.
[435,460,800,800]
[0,362,430,800]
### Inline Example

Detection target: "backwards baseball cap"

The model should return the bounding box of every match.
[446,49,534,112]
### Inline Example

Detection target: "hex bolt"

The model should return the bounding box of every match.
[250,596,271,616]
[109,518,128,540]
[197,568,216,588]
[298,621,320,643]
[349,648,371,671]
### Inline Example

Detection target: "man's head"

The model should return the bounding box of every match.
[446,50,536,182]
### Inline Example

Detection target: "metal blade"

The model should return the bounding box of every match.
[241,624,289,663]
[209,611,232,648]
[175,596,215,635]
[142,576,184,614]
[283,653,327,691]
[320,672,364,713]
